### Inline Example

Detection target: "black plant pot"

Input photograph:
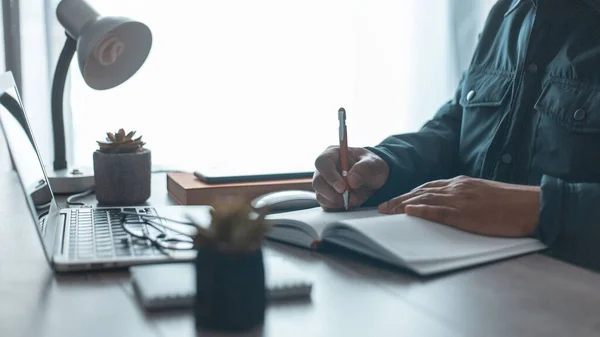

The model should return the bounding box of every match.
[93,149,151,205]
[195,246,266,332]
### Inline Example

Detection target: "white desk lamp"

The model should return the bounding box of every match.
[48,0,152,193]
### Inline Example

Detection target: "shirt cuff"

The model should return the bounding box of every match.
[536,175,565,246]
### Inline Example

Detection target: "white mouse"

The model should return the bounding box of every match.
[251,190,319,212]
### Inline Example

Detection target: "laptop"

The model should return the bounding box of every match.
[0,71,212,272]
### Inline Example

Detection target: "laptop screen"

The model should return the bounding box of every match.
[0,72,60,263]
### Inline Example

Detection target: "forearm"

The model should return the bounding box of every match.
[363,101,463,206]
[364,132,459,205]
[537,176,600,270]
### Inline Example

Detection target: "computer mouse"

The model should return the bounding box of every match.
[251,190,319,212]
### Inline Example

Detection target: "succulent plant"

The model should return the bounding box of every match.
[192,199,272,252]
[97,128,146,153]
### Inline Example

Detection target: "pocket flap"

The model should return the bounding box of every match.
[534,79,600,132]
[460,71,513,108]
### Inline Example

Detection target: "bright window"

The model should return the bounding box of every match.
[63,0,495,172]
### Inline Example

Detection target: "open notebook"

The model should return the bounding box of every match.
[265,208,547,275]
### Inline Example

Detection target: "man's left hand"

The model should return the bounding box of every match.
[378,176,540,237]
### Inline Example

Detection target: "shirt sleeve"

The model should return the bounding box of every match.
[362,75,465,206]
[537,175,600,270]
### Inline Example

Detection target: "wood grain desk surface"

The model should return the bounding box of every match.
[1,172,600,337]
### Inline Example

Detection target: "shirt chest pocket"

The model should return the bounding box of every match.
[458,70,513,177]
[532,79,600,180]
[459,71,513,109]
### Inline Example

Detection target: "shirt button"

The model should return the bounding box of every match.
[501,153,513,165]
[573,109,586,121]
[526,63,538,74]
[466,90,476,101]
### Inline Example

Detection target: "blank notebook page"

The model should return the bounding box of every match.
[266,207,383,237]
[339,213,544,263]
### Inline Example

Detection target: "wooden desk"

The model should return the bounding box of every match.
[2,172,600,337]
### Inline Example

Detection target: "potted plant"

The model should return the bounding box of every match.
[192,200,272,332]
[93,128,151,205]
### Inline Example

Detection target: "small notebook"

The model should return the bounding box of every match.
[130,256,313,310]
[264,207,547,275]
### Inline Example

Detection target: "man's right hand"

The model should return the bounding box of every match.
[313,146,389,210]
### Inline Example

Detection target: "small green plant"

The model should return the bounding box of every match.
[97,128,145,153]
[193,199,272,252]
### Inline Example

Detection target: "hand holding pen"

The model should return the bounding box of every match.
[312,108,390,211]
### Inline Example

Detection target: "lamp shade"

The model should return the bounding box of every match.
[56,0,152,90]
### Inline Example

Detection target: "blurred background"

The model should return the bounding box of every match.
[3,0,497,174]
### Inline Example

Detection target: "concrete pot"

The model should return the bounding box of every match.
[93,149,151,205]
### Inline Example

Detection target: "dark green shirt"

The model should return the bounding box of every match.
[366,0,600,271]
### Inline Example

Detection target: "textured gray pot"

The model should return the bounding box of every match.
[93,149,151,205]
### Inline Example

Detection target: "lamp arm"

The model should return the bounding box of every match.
[51,34,76,171]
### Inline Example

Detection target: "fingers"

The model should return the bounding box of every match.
[314,174,372,211]
[411,179,451,191]
[379,193,453,214]
[314,147,345,193]
[378,187,441,213]
[316,193,343,211]
[347,161,371,189]
[318,189,370,211]
[349,188,372,208]
[404,205,459,225]
[313,173,343,206]
[314,146,386,211]
[347,153,388,190]
[313,148,346,210]
[377,178,455,213]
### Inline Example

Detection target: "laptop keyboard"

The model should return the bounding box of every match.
[68,208,163,260]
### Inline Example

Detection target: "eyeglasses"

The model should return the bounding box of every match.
[119,211,199,255]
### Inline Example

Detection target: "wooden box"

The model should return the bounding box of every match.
[167,172,314,206]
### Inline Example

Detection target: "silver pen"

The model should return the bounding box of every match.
[338,108,349,210]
